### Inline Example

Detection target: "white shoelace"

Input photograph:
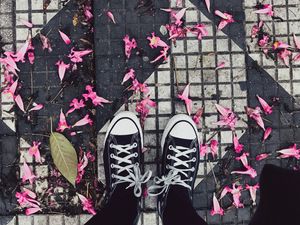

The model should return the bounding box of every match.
[110,143,152,197]
[148,145,196,196]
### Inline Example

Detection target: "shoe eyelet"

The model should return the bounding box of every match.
[191,167,195,172]
[190,177,193,181]
[167,154,171,159]
[111,164,114,168]
[112,174,115,178]
[168,145,172,150]
[110,153,114,158]
[133,142,138,148]
[193,148,197,152]
[110,143,114,148]
[166,165,169,169]
[192,157,196,162]
[134,152,138,157]
[135,162,139,166]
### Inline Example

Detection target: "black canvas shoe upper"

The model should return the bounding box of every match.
[148,114,200,220]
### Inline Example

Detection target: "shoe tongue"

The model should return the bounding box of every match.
[171,136,193,148]
[113,134,135,145]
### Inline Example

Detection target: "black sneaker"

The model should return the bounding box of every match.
[103,111,152,224]
[148,114,200,220]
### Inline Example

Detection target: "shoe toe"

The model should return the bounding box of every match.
[169,121,197,140]
[110,118,139,135]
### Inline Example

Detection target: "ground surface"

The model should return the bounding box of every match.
[1,0,300,224]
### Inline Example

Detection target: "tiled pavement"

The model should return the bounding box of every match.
[1,0,300,224]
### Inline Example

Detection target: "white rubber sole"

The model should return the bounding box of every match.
[104,111,144,147]
[161,114,199,150]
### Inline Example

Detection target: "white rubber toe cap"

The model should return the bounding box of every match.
[110,118,139,135]
[169,121,197,140]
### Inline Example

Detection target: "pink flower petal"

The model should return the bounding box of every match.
[15,94,25,113]
[231,166,257,178]
[256,95,273,115]
[200,144,208,157]
[215,61,225,70]
[193,107,204,125]
[20,19,33,28]
[123,35,137,59]
[58,30,71,45]
[25,206,41,215]
[246,184,259,206]
[72,114,93,128]
[29,103,44,112]
[233,134,244,153]
[210,193,224,216]
[205,0,211,12]
[122,68,135,84]
[293,33,300,50]
[255,153,270,161]
[56,60,70,82]
[13,40,30,62]
[22,161,36,184]
[107,11,116,24]
[178,84,192,115]
[56,109,70,132]
[77,193,96,215]
[263,127,272,141]
[210,139,218,158]
[150,46,169,63]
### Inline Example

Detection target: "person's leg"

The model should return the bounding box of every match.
[249,164,300,225]
[86,112,151,225]
[149,114,207,225]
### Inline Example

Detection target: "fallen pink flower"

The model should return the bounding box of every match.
[293,33,300,49]
[15,94,25,113]
[86,151,95,162]
[293,53,300,62]
[205,0,211,12]
[55,60,70,82]
[67,98,85,115]
[22,161,36,184]
[68,48,93,63]
[263,127,272,141]
[233,134,244,153]
[254,4,274,17]
[13,40,30,63]
[122,68,135,84]
[77,193,96,215]
[190,23,208,40]
[5,78,18,97]
[236,152,249,168]
[257,95,273,115]
[178,84,192,115]
[172,8,187,26]
[215,104,238,130]
[28,51,35,64]
[193,107,204,125]
[56,109,70,132]
[210,193,224,216]
[29,103,43,112]
[231,166,257,178]
[210,139,218,158]
[58,30,71,45]
[273,41,291,50]
[255,153,270,161]
[251,21,263,39]
[259,34,269,48]
[215,10,235,30]
[83,85,111,107]
[277,144,300,159]
[245,106,265,131]
[0,52,20,74]
[40,34,52,52]
[246,184,260,206]
[123,35,137,59]
[135,96,157,123]
[20,19,33,28]
[128,79,149,94]
[107,11,116,24]
[147,32,168,49]
[76,152,89,184]
[150,46,169,63]
[200,144,208,157]
[72,114,93,128]
[84,5,93,21]
[220,186,231,199]
[278,48,292,67]
[16,189,40,212]
[166,24,189,40]
[231,183,244,208]
[215,61,225,70]
[26,207,42,215]
[29,141,42,164]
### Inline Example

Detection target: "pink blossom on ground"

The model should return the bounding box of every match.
[39,34,52,52]
[293,53,300,62]
[205,0,211,12]
[220,186,231,199]
[251,21,263,39]
[210,193,224,216]
[231,166,257,178]
[147,32,168,48]
[258,34,270,47]
[293,33,300,49]
[277,144,300,159]
[245,106,265,131]
[0,51,20,73]
[215,61,225,70]
[273,41,291,50]
[122,68,135,84]
[68,48,93,63]
[210,139,218,158]
[214,10,235,30]
[246,184,260,206]
[82,85,111,107]
[189,24,208,40]
[193,107,204,125]
[4,78,18,97]
[26,207,42,215]
[107,11,116,24]
[29,141,42,164]
[166,24,189,40]
[22,161,36,184]
[171,8,187,26]
[56,109,70,132]
[72,114,93,128]
[67,98,85,115]
[150,46,169,63]
[255,153,270,161]
[16,188,41,215]
[136,96,156,124]
[56,60,70,82]
[123,35,137,59]
[76,152,89,184]
[128,79,149,94]
[13,40,30,63]
[254,4,274,17]
[263,127,272,141]
[178,84,192,115]
[215,104,237,130]
[233,134,244,154]
[257,95,273,115]
[15,94,25,113]
[20,19,33,28]
[278,48,292,67]
[231,183,244,208]
[84,5,93,21]
[77,193,96,215]
[200,144,208,157]
[236,153,250,168]
[58,30,71,45]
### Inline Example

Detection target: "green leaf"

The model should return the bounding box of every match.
[50,132,78,187]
